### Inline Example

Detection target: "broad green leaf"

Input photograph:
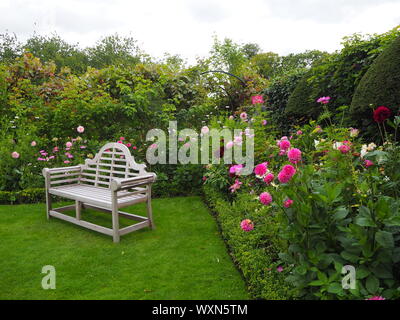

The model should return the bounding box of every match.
[365,275,379,294]
[327,282,343,294]
[375,231,394,248]
[333,206,349,220]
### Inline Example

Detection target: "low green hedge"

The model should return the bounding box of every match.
[0,188,46,204]
[203,184,292,300]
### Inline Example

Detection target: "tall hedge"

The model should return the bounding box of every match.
[350,35,400,124]
[285,74,315,118]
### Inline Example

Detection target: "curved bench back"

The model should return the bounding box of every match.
[80,142,147,188]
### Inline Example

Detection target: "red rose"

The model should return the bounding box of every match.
[373,106,392,123]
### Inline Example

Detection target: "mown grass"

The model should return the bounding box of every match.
[0,196,248,300]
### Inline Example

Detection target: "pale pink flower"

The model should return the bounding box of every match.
[234,136,242,145]
[132,146,137,150]
[296,130,303,135]
[201,126,210,134]
[240,112,247,120]
[283,199,294,208]
[229,115,234,120]
[80,146,86,149]
[183,143,190,148]
[229,164,243,176]
[120,137,125,141]
[350,128,359,137]
[259,192,273,205]
[66,141,73,148]
[263,173,274,185]
[11,151,20,159]
[251,95,264,105]
[53,147,59,152]
[317,96,331,104]
[229,179,242,193]
[287,148,302,164]
[77,126,85,133]
[63,160,70,164]
[37,157,46,161]
[240,219,254,232]
[31,141,37,147]
[277,266,284,272]
[226,141,234,149]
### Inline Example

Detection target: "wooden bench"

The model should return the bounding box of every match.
[43,142,157,243]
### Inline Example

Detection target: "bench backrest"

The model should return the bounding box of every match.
[80,142,147,189]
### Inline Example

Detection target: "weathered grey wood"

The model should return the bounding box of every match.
[49,210,114,236]
[147,185,155,229]
[76,201,82,220]
[42,142,156,242]
[119,220,150,236]
[111,190,120,243]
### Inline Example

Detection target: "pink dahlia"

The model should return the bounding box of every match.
[254,163,268,177]
[366,296,385,300]
[263,173,274,185]
[11,151,20,159]
[259,192,273,205]
[287,148,302,164]
[317,96,331,104]
[283,199,294,208]
[229,179,242,193]
[338,144,351,154]
[229,164,243,176]
[364,159,374,168]
[278,165,296,184]
[251,95,264,105]
[277,139,291,150]
[240,219,254,232]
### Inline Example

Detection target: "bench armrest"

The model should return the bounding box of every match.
[42,166,83,176]
[43,166,83,188]
[110,173,157,191]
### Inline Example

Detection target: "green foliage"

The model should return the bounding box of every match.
[285,28,400,125]
[350,35,400,131]
[203,184,291,299]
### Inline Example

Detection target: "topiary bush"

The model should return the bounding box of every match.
[350,35,400,135]
[285,74,315,119]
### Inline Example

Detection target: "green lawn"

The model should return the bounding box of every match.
[0,196,248,300]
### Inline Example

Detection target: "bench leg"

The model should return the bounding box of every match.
[147,188,155,230]
[45,190,52,220]
[111,193,120,243]
[76,201,82,220]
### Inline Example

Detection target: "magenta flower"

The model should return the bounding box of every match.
[11,151,20,159]
[262,120,267,126]
[278,165,296,184]
[77,125,85,133]
[229,179,242,193]
[364,159,374,168]
[240,112,247,121]
[263,173,274,185]
[287,148,302,164]
[125,143,132,148]
[254,163,268,177]
[259,192,273,205]
[366,296,385,300]
[277,139,291,151]
[37,157,46,161]
[251,95,264,105]
[277,266,284,272]
[317,96,331,104]
[338,144,351,154]
[133,146,137,150]
[120,137,125,141]
[63,160,70,164]
[240,219,254,232]
[283,199,294,208]
[296,130,303,135]
[66,141,73,148]
[229,164,243,176]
